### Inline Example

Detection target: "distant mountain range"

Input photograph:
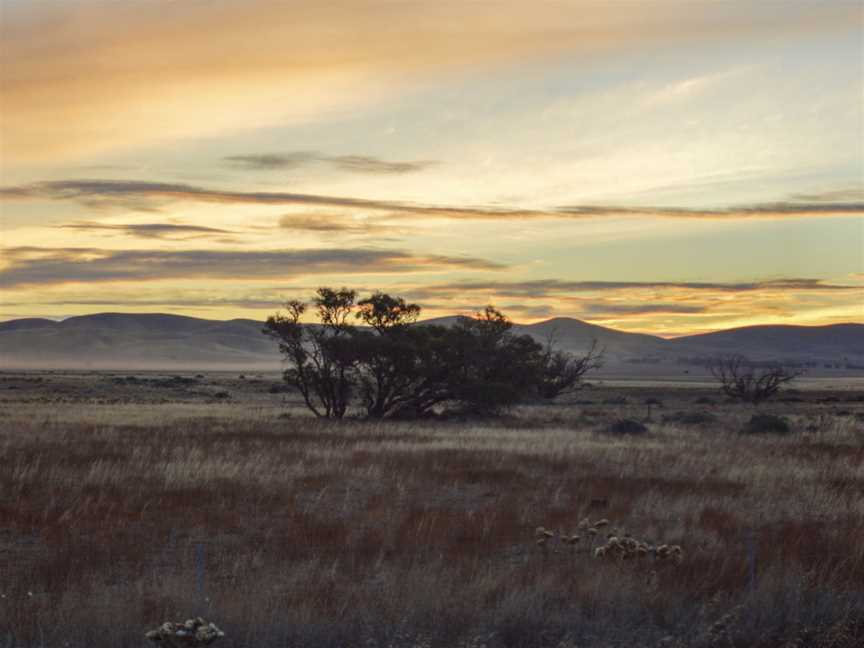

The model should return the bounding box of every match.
[1,312,862,375]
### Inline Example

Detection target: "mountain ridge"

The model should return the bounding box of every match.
[1,312,861,373]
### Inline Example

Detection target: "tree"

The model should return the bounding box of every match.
[537,338,604,399]
[264,290,605,419]
[708,354,803,405]
[356,292,421,333]
[263,288,358,418]
[352,292,427,419]
[446,307,545,415]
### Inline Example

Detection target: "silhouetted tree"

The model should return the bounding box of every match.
[537,338,604,399]
[265,290,605,419]
[446,307,545,415]
[353,292,427,419]
[263,287,358,418]
[708,354,802,405]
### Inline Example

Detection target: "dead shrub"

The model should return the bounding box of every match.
[603,419,649,435]
[741,414,791,435]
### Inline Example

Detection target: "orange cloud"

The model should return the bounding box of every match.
[3,1,857,162]
[3,179,863,221]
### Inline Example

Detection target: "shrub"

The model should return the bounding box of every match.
[536,339,604,400]
[603,419,648,435]
[663,410,717,427]
[741,413,791,435]
[709,355,802,405]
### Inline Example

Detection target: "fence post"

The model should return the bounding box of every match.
[195,542,207,612]
[746,527,757,591]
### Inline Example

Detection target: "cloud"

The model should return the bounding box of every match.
[10,297,288,311]
[277,214,396,236]
[0,246,503,288]
[4,179,863,220]
[224,152,319,170]
[581,303,710,316]
[328,155,436,175]
[556,203,864,220]
[3,1,858,162]
[788,189,864,203]
[411,278,862,298]
[58,221,236,240]
[400,277,864,328]
[0,179,551,217]
[226,152,436,174]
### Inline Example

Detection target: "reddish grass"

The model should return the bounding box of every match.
[1,380,863,647]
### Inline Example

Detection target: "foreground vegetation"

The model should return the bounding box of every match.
[1,373,863,647]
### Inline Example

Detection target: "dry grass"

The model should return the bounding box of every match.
[1,372,863,647]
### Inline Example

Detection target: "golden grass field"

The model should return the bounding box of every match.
[1,371,863,647]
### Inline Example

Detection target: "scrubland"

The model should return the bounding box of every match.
[1,372,863,647]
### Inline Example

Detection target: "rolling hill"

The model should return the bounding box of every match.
[0,312,861,374]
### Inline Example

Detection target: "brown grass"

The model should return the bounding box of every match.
[0,373,863,647]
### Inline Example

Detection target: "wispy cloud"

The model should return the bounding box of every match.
[581,303,710,316]
[399,277,864,330]
[4,179,863,220]
[226,152,436,174]
[58,221,236,241]
[4,1,857,162]
[0,246,503,288]
[277,214,398,236]
[223,152,317,170]
[328,155,436,175]
[405,278,862,299]
[0,179,548,216]
[788,188,864,203]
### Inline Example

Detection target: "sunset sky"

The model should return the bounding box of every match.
[1,0,862,335]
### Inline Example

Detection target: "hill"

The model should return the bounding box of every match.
[0,312,861,374]
[669,323,864,361]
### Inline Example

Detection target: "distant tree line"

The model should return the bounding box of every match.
[263,287,603,419]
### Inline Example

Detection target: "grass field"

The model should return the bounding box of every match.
[1,372,863,647]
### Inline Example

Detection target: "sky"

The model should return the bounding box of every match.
[1,0,862,336]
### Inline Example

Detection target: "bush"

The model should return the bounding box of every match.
[741,414,791,435]
[603,419,648,435]
[663,410,717,427]
[709,354,802,405]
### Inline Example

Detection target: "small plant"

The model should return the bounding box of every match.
[741,413,791,435]
[145,618,225,647]
[662,410,717,427]
[603,419,648,435]
[533,518,683,568]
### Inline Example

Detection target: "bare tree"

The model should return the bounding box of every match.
[708,354,803,405]
[537,335,604,400]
